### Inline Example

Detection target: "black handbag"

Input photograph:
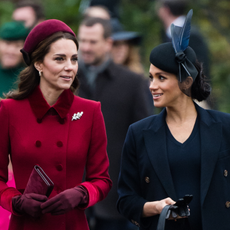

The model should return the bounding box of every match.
[156,195,193,230]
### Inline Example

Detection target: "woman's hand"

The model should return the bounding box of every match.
[41,186,88,215]
[142,197,175,217]
[12,193,48,217]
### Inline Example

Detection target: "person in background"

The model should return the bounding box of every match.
[0,20,28,230]
[0,19,111,230]
[156,0,212,109]
[0,21,29,97]
[111,18,144,75]
[77,17,153,230]
[12,0,45,29]
[83,5,111,20]
[117,10,229,230]
[89,0,120,18]
[83,6,144,75]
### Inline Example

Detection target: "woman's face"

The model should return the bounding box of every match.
[111,40,130,65]
[36,38,78,93]
[149,64,183,108]
[0,40,24,68]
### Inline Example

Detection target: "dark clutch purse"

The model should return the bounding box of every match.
[157,194,193,230]
[23,165,54,197]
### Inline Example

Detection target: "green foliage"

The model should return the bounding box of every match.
[0,1,14,26]
[43,0,83,35]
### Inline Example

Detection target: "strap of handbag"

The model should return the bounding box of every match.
[156,205,171,230]
[156,205,192,230]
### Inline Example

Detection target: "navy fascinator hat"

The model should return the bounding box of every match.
[150,9,198,83]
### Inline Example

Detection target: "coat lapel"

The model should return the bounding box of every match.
[143,109,177,200]
[197,105,222,206]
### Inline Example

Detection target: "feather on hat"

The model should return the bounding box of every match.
[150,9,198,83]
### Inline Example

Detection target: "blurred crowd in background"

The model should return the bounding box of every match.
[0,0,229,229]
[1,0,230,112]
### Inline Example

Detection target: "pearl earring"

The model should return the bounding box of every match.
[39,71,42,77]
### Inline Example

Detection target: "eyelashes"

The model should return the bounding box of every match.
[54,57,78,62]
[149,75,166,81]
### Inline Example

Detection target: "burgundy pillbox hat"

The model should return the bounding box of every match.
[21,19,76,66]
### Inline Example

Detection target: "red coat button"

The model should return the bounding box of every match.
[35,140,41,147]
[59,118,65,124]
[57,141,63,147]
[56,164,63,171]
[37,118,42,123]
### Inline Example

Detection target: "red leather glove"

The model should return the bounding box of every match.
[41,186,88,215]
[12,193,48,217]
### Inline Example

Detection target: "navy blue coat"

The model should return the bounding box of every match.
[117,103,230,230]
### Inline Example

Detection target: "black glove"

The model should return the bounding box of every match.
[12,193,48,217]
[41,186,88,215]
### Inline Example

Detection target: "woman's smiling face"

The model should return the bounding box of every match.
[149,64,183,108]
[35,38,78,93]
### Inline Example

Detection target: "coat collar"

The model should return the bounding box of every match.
[78,58,114,77]
[77,60,116,98]
[28,86,74,122]
[143,103,222,204]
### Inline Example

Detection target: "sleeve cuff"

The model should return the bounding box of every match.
[0,187,22,214]
[79,182,99,209]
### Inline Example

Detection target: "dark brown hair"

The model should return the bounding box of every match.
[191,61,211,101]
[6,32,79,100]
[80,17,112,39]
[159,0,188,16]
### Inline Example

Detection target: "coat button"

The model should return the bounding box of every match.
[226,201,230,208]
[56,164,63,171]
[35,140,41,147]
[224,170,228,177]
[57,141,63,147]
[59,118,65,124]
[37,118,42,123]
[131,220,139,227]
[145,177,150,183]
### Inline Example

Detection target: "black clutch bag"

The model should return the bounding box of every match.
[157,194,193,230]
[23,165,54,197]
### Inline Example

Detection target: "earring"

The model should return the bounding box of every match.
[39,71,42,77]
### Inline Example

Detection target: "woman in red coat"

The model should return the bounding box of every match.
[0,19,112,230]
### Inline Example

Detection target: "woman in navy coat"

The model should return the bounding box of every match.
[0,19,111,230]
[117,10,230,230]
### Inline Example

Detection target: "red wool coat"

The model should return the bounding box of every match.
[0,87,112,230]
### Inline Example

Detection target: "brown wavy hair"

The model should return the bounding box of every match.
[6,32,79,100]
[124,45,145,75]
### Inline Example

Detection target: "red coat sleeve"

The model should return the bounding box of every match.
[80,102,112,208]
[0,100,21,213]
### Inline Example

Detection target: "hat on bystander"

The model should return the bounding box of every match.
[0,21,29,41]
[111,18,142,45]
